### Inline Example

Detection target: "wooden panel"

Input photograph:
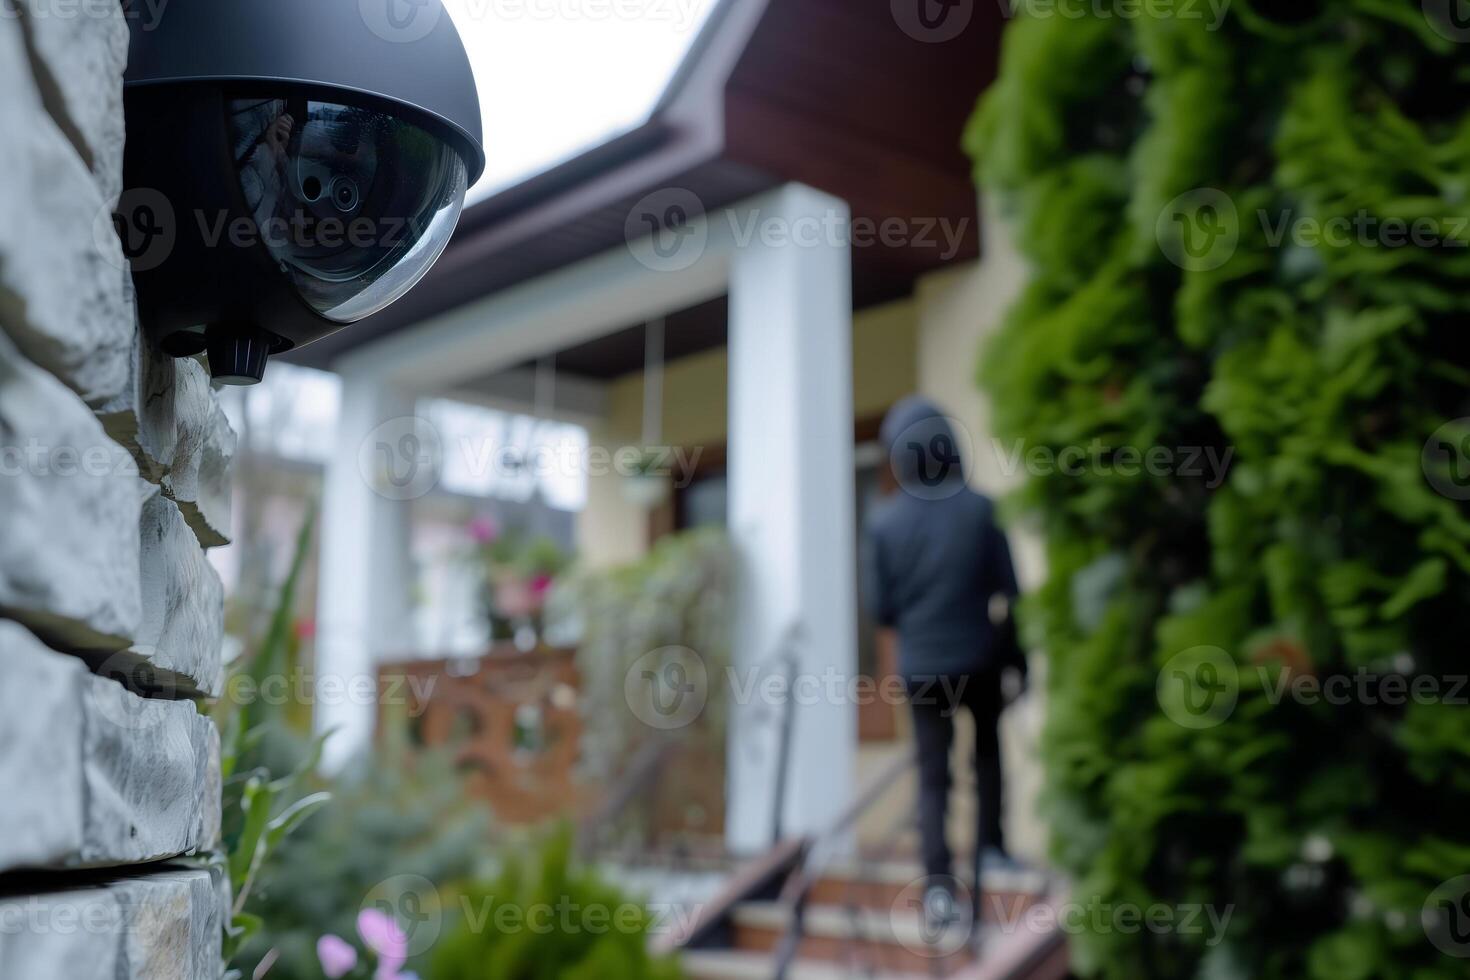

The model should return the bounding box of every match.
[727,0,1002,172]
[381,649,584,824]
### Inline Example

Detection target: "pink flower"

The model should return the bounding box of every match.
[529,573,554,597]
[468,515,500,544]
[357,908,408,980]
[316,934,358,978]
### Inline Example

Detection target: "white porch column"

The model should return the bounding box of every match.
[725,184,857,852]
[315,371,418,772]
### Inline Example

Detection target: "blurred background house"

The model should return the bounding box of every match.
[203,0,1470,978]
[5,0,1460,977]
[209,1,1065,975]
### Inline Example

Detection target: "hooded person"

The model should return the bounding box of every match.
[862,396,1025,927]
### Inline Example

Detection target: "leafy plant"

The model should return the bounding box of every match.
[467,518,572,640]
[467,520,570,581]
[428,828,685,980]
[216,506,496,979]
[967,4,1470,978]
[547,528,732,780]
[238,723,495,980]
[212,509,333,971]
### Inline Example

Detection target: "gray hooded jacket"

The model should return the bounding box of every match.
[862,397,1020,681]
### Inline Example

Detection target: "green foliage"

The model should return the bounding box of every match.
[548,528,733,777]
[468,522,573,640]
[213,509,332,969]
[218,509,494,978]
[967,4,1470,978]
[471,525,572,581]
[237,731,495,979]
[428,828,684,980]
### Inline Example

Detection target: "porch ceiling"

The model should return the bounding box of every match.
[513,295,728,382]
[288,0,1002,371]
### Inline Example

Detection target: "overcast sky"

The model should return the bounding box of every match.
[445,0,719,204]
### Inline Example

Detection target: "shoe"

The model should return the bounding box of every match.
[968,925,986,960]
[980,846,1024,875]
[920,883,961,941]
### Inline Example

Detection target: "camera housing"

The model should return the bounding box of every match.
[120,0,486,384]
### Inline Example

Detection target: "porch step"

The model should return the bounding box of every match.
[730,901,980,976]
[808,863,1050,919]
[681,948,930,980]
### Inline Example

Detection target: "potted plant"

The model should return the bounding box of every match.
[467,517,570,652]
[621,450,672,511]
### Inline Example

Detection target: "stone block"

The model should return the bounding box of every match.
[0,621,221,873]
[132,490,224,696]
[117,869,225,980]
[0,622,84,871]
[98,331,179,485]
[163,359,235,548]
[0,331,141,653]
[12,0,130,202]
[0,16,134,409]
[0,868,224,980]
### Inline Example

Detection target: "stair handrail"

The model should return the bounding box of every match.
[771,745,918,980]
[575,736,677,859]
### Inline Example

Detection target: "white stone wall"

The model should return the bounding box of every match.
[0,3,232,976]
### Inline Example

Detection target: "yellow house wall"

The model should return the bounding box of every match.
[575,301,921,568]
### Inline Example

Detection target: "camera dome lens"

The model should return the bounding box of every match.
[229,97,469,324]
[330,175,361,213]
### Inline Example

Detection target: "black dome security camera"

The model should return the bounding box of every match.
[119,0,486,384]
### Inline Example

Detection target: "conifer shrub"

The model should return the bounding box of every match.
[966,4,1470,977]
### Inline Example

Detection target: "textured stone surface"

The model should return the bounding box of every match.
[0,331,142,653]
[0,624,84,871]
[134,490,225,696]
[0,868,224,980]
[0,17,134,408]
[1,9,233,979]
[0,889,120,980]
[119,869,225,980]
[163,360,235,548]
[81,651,222,867]
[13,0,130,202]
[0,622,220,873]
[98,332,179,484]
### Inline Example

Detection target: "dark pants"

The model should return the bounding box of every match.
[907,670,1005,885]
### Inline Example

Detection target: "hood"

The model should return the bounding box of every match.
[880,396,966,489]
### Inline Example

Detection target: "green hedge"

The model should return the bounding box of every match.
[965,3,1470,977]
